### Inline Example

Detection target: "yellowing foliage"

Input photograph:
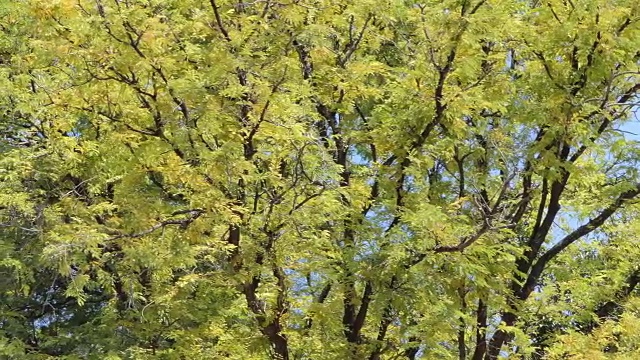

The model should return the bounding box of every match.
[1,0,639,359]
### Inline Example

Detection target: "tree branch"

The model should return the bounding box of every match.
[520,182,640,300]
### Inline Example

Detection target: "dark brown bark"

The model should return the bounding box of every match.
[471,299,487,360]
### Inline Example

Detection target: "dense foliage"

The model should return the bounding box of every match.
[1,0,640,359]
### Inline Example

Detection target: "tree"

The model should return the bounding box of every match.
[1,0,640,358]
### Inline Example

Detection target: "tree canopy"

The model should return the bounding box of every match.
[1,0,640,359]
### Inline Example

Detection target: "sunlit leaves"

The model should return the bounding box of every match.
[0,0,639,359]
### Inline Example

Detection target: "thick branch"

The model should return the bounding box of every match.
[471,299,487,360]
[520,183,640,300]
[209,0,232,42]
